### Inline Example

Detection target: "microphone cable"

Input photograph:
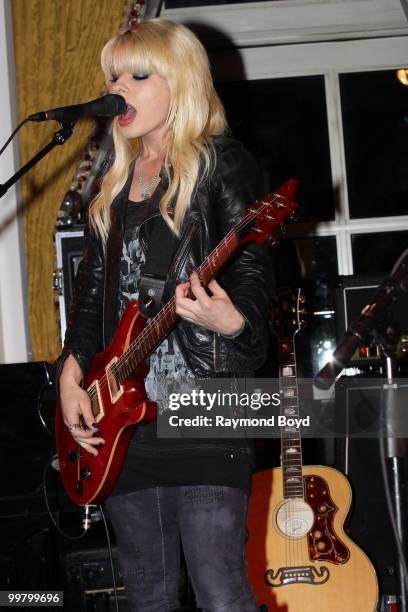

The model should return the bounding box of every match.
[0,116,31,157]
[42,455,120,611]
[99,504,120,612]
[42,455,88,540]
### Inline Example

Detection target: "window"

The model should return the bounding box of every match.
[216,76,334,222]
[351,230,408,275]
[340,70,408,219]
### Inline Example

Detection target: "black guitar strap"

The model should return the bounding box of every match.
[138,213,179,318]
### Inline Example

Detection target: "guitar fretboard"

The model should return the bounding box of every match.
[116,219,247,383]
[279,330,304,500]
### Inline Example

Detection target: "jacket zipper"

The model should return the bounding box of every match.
[167,221,198,280]
[139,211,161,255]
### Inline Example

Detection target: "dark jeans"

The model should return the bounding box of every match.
[105,485,258,612]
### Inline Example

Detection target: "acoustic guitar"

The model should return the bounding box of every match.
[246,288,378,611]
[55,180,298,505]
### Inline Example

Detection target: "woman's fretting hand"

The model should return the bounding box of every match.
[175,272,245,337]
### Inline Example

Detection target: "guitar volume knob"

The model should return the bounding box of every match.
[80,467,91,479]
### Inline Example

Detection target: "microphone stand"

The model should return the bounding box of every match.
[0,121,75,199]
[376,320,408,612]
[314,250,408,609]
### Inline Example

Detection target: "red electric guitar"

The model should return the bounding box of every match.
[55,180,298,505]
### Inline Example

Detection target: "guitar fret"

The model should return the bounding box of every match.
[276,289,307,501]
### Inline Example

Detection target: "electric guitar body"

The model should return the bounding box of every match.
[55,301,157,504]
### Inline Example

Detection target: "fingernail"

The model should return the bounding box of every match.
[92,431,100,437]
[92,422,98,428]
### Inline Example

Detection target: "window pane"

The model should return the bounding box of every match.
[352,231,408,276]
[216,76,334,222]
[340,70,408,219]
[273,236,338,377]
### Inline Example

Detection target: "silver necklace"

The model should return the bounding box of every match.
[137,172,159,200]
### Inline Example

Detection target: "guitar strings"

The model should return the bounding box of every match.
[86,194,286,403]
[112,194,282,374]
[113,194,285,375]
[281,290,309,568]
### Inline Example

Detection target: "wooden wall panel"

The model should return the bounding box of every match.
[11,0,124,361]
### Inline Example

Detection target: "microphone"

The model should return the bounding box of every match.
[28,94,127,123]
[314,248,408,389]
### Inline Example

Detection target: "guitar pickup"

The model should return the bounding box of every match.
[106,357,124,403]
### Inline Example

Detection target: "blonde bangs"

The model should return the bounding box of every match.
[101,28,171,83]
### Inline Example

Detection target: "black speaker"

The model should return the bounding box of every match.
[334,376,408,597]
[62,539,127,612]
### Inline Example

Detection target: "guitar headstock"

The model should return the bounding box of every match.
[240,179,298,245]
[273,287,307,340]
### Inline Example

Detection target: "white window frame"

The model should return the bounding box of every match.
[0,0,30,363]
[165,1,408,276]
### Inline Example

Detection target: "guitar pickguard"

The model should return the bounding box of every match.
[305,474,350,564]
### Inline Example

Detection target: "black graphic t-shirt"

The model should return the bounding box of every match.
[118,199,194,404]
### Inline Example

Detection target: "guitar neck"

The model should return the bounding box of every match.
[278,304,304,500]
[116,224,242,383]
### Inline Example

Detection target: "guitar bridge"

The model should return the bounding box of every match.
[87,380,103,421]
[265,565,330,587]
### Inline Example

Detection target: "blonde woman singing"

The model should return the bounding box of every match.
[57,18,272,612]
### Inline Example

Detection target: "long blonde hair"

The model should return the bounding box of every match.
[89,18,227,242]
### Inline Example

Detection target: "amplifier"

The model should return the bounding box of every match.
[335,275,408,368]
[63,540,127,612]
[54,229,85,343]
[334,376,406,598]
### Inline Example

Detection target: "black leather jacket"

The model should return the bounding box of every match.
[59,136,273,381]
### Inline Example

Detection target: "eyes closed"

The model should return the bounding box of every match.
[109,73,150,83]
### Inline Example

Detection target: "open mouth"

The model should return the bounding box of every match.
[120,104,137,120]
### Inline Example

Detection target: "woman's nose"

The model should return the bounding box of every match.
[110,78,127,95]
